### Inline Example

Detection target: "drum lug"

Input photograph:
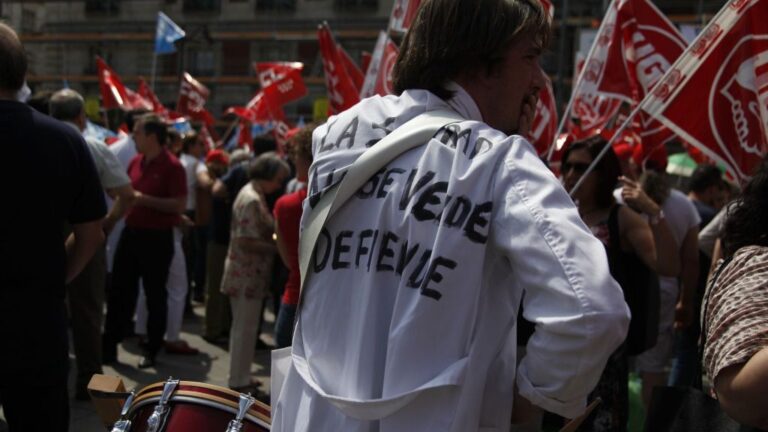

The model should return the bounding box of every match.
[110,390,136,432]
[147,377,180,432]
[224,393,256,432]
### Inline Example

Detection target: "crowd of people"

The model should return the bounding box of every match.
[2,0,768,430]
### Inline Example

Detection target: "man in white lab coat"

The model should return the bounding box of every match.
[272,0,630,430]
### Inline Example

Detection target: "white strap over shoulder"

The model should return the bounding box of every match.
[290,109,465,420]
[298,109,463,292]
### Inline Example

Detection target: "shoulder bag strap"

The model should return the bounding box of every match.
[297,109,463,301]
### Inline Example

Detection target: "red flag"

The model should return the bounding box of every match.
[567,0,687,155]
[360,32,400,99]
[96,57,131,110]
[361,51,373,76]
[338,46,365,93]
[528,75,558,157]
[237,119,253,149]
[177,72,215,125]
[540,0,554,19]
[137,78,168,116]
[226,91,285,123]
[318,22,361,115]
[641,0,768,183]
[124,87,153,111]
[389,0,422,34]
[254,62,308,108]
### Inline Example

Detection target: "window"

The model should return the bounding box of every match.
[255,0,296,12]
[188,50,215,76]
[334,0,377,11]
[221,41,250,75]
[85,0,120,14]
[183,0,221,12]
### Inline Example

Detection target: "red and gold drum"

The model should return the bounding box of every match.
[112,379,270,432]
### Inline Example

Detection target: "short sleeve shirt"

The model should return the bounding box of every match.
[125,149,187,229]
[0,101,106,385]
[274,188,307,305]
[220,183,275,299]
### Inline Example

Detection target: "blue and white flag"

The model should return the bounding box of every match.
[155,12,185,55]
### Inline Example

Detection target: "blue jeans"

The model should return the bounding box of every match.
[275,302,298,348]
[668,322,700,386]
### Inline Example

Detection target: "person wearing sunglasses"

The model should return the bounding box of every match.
[561,136,680,431]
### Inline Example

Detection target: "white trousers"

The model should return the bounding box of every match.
[135,228,188,342]
[228,290,264,388]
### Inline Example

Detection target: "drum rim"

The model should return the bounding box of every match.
[131,382,270,425]
[130,392,271,428]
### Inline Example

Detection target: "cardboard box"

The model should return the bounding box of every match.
[87,374,128,427]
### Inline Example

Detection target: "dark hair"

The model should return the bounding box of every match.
[248,152,289,182]
[562,135,621,209]
[392,0,550,100]
[253,134,277,157]
[0,23,27,92]
[689,164,724,194]
[639,170,670,206]
[26,90,54,115]
[722,157,768,258]
[49,88,84,121]
[181,132,200,153]
[137,113,168,145]
[125,108,150,132]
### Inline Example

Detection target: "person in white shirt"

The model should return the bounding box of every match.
[271,1,629,431]
[49,88,136,399]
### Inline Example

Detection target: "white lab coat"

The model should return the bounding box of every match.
[272,86,630,432]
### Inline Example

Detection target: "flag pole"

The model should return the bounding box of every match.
[547,0,617,162]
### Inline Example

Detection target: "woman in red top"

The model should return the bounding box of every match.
[274,125,315,348]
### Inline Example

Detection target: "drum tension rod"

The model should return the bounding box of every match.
[109,389,136,432]
[147,377,180,432]
[225,393,256,432]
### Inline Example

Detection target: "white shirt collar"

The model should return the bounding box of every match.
[445,81,484,123]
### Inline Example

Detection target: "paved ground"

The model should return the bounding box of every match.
[0,303,275,432]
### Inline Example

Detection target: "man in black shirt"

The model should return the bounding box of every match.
[0,23,106,432]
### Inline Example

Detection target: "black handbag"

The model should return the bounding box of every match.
[606,205,660,356]
[643,256,759,432]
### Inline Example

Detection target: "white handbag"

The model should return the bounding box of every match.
[270,109,463,415]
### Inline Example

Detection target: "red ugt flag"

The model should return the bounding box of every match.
[360,31,400,99]
[177,72,214,125]
[96,57,131,110]
[641,0,768,183]
[567,0,687,151]
[254,62,308,108]
[318,22,361,115]
[137,77,168,117]
[529,75,558,157]
[389,0,422,34]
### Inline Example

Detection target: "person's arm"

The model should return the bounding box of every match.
[134,191,186,214]
[675,227,699,330]
[65,220,105,284]
[212,179,228,199]
[103,184,136,236]
[496,137,630,419]
[710,238,724,275]
[274,219,290,268]
[619,176,680,277]
[619,206,660,271]
[197,168,213,191]
[714,347,768,429]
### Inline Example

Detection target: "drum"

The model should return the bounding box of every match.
[111,378,271,432]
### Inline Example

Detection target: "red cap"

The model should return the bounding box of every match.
[205,149,230,166]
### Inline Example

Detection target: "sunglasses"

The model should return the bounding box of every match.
[561,161,592,175]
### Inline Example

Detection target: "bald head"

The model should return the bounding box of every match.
[0,23,27,93]
[50,88,86,122]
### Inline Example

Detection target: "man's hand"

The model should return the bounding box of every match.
[517,93,539,137]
